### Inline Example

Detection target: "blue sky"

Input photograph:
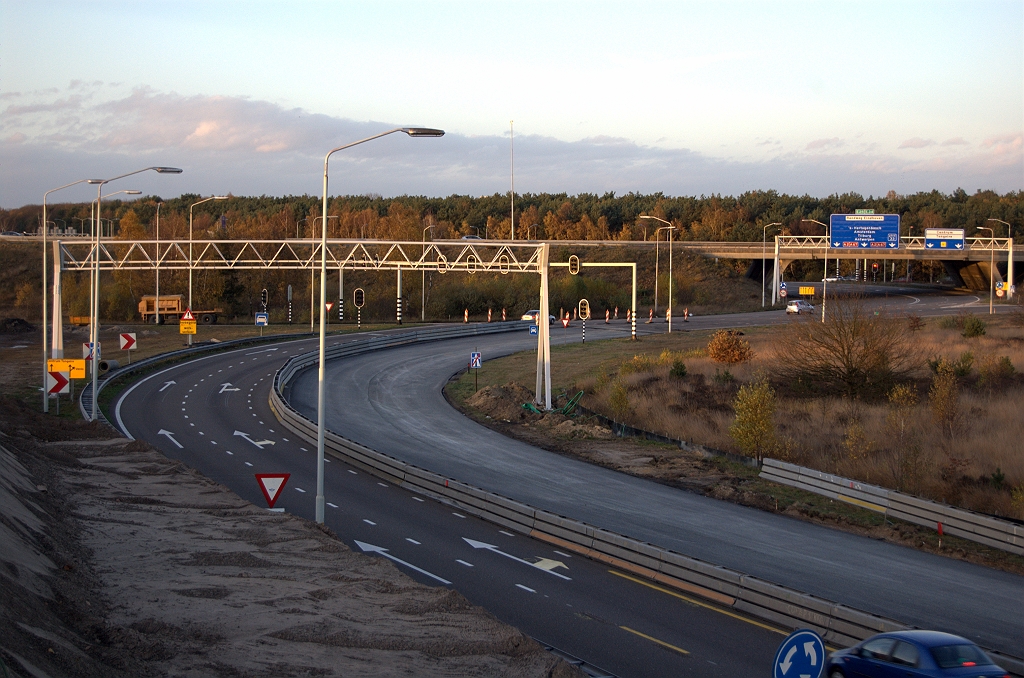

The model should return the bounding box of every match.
[1,0,1021,207]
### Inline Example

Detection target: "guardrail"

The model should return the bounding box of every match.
[760,460,1024,556]
[269,325,1024,675]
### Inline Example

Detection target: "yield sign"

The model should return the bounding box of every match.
[255,473,290,508]
[325,302,335,312]
[47,371,70,395]
[181,308,196,321]
[561,317,570,328]
[119,333,137,350]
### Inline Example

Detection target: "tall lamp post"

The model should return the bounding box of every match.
[315,127,444,524]
[154,202,162,324]
[802,218,829,323]
[188,196,229,346]
[977,226,995,315]
[640,216,676,329]
[422,224,434,321]
[89,166,181,422]
[988,218,1013,300]
[41,179,95,413]
[761,222,781,308]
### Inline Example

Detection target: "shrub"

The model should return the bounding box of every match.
[977,355,1015,387]
[884,383,921,492]
[930,359,965,439]
[729,375,778,462]
[713,368,735,384]
[707,330,752,364]
[669,359,687,379]
[906,314,924,332]
[927,351,973,378]
[960,313,986,338]
[619,354,655,376]
[608,380,630,419]
[770,296,919,397]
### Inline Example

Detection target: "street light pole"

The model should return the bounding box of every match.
[761,222,781,308]
[315,127,444,524]
[88,167,181,423]
[639,216,674,318]
[154,202,161,324]
[41,179,95,413]
[189,196,229,346]
[988,218,1012,300]
[977,226,995,314]
[422,224,434,321]
[803,218,828,323]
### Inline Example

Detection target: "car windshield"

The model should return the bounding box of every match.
[930,644,989,669]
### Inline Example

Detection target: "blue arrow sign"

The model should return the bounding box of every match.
[773,629,825,678]
[924,228,965,251]
[830,214,900,249]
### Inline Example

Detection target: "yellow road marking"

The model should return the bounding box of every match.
[609,569,787,636]
[620,626,690,655]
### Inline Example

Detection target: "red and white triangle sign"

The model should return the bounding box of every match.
[325,302,335,312]
[181,308,196,321]
[561,317,570,328]
[255,473,290,508]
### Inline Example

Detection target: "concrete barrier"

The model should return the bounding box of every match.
[760,459,1023,555]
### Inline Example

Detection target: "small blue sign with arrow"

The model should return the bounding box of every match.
[773,629,825,678]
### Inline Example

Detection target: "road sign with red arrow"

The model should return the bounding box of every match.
[47,371,70,395]
[255,473,290,508]
[119,333,137,350]
[181,308,196,321]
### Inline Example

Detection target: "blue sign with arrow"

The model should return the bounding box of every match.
[924,228,965,251]
[773,629,825,678]
[830,214,900,249]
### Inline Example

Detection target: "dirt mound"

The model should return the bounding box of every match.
[466,382,540,422]
[0,317,34,333]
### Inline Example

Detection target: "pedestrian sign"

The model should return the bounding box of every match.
[773,629,825,678]
[470,351,482,369]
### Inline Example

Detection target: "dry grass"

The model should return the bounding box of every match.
[485,315,1024,521]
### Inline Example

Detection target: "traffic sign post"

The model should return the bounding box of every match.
[255,473,290,510]
[470,350,482,391]
[46,370,70,415]
[773,629,825,678]
[119,333,137,364]
[830,214,900,249]
[924,228,965,251]
[255,312,269,335]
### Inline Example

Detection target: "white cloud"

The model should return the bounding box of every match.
[898,137,936,149]
[1,86,1020,208]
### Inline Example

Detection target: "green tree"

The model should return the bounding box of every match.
[729,375,778,462]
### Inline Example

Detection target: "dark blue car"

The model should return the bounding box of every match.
[825,630,1008,678]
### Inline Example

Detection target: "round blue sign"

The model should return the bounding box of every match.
[773,629,825,678]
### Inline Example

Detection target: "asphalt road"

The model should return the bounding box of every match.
[112,289,1023,674]
[114,328,787,677]
[284,299,1023,656]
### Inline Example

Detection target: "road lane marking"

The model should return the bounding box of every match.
[226,451,233,455]
[516,584,536,593]
[327,502,338,508]
[412,497,424,502]
[348,470,357,475]
[452,512,466,518]
[377,482,388,488]
[244,462,253,467]
[406,538,421,545]
[499,530,515,537]
[295,487,306,493]
[554,551,573,559]
[619,626,689,655]
[157,429,183,448]
[608,570,785,635]
[300,447,308,452]
[354,541,451,585]
[456,560,474,567]
[210,441,217,445]
[463,538,571,580]
[363,519,376,525]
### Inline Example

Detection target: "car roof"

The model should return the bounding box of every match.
[878,630,977,648]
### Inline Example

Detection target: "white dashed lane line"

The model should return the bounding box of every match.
[244,462,253,467]
[300,447,308,452]
[406,538,421,545]
[456,560,474,567]
[516,584,536,593]
[363,519,376,526]
[226,451,233,455]
[554,551,573,559]
[377,482,388,488]
[348,470,357,475]
[499,530,515,537]
[327,502,338,508]
[412,497,424,502]
[452,513,466,519]
[295,487,306,493]
[210,441,217,445]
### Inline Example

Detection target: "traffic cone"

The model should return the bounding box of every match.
[614,306,619,320]
[605,309,610,323]
[464,308,469,323]
[646,308,654,323]
[502,308,507,321]
[487,308,492,323]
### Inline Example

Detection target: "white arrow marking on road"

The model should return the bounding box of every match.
[532,557,569,572]
[157,429,183,449]
[233,430,276,449]
[780,645,797,674]
[803,641,817,666]
[219,382,241,393]
[462,538,572,580]
[354,541,451,584]
[159,380,176,392]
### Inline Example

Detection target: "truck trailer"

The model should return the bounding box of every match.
[138,295,222,324]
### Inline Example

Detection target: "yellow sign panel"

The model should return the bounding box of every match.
[798,286,816,296]
[180,320,197,335]
[47,359,86,379]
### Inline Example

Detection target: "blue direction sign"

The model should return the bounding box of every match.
[830,214,900,249]
[255,312,269,326]
[924,228,965,250]
[773,629,825,678]
[529,325,539,336]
